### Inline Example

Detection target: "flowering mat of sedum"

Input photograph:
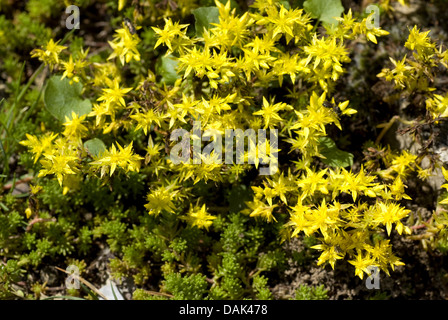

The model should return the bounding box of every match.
[1,0,448,300]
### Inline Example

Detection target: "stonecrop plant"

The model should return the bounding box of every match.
[4,0,448,300]
[21,0,405,279]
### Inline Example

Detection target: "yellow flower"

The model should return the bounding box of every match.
[89,103,109,127]
[145,185,178,216]
[130,108,163,135]
[181,204,216,230]
[63,111,88,141]
[255,5,309,44]
[20,132,58,163]
[61,55,78,82]
[405,26,435,57]
[286,198,314,237]
[377,55,413,89]
[90,141,143,177]
[372,201,411,236]
[303,35,350,87]
[390,150,417,177]
[253,97,292,128]
[272,52,310,86]
[212,0,254,48]
[38,147,79,186]
[25,208,33,219]
[152,18,189,53]
[312,243,344,269]
[30,39,67,70]
[348,250,376,279]
[118,0,126,11]
[297,167,328,198]
[242,198,278,223]
[96,79,132,120]
[108,25,142,65]
[389,176,411,200]
[30,184,43,195]
[266,172,295,204]
[60,50,89,83]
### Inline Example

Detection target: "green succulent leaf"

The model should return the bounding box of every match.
[43,76,92,122]
[303,0,344,25]
[318,136,353,168]
[192,7,220,36]
[156,54,179,85]
[84,138,107,158]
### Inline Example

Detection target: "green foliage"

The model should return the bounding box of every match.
[132,288,169,300]
[252,275,273,299]
[26,0,64,20]
[84,138,107,158]
[192,7,220,36]
[44,76,92,122]
[162,273,208,299]
[156,54,180,85]
[303,0,344,25]
[369,291,390,300]
[318,136,354,168]
[293,284,328,300]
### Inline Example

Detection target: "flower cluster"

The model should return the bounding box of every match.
[108,23,142,65]
[21,0,416,280]
[30,39,66,70]
[378,26,448,119]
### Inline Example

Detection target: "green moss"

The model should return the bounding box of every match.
[162,273,208,300]
[293,284,328,300]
